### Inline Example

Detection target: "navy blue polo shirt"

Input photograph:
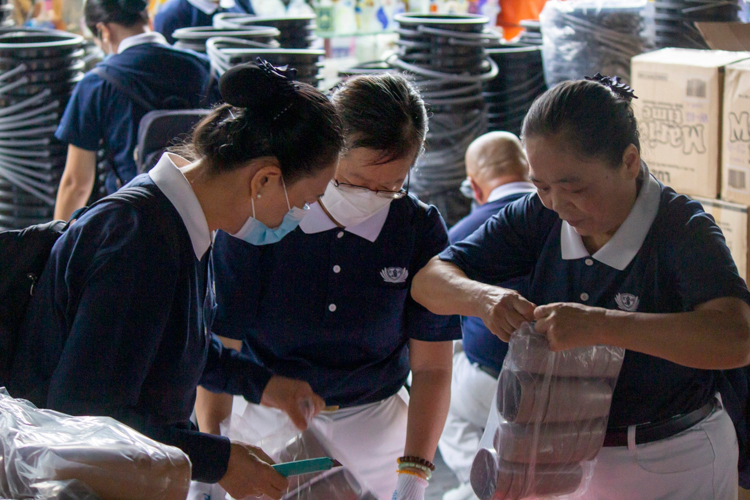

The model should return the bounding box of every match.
[9,157,272,483]
[212,195,462,408]
[440,167,750,428]
[154,0,254,44]
[448,185,534,374]
[55,38,211,194]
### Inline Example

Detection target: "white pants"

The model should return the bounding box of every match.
[581,399,739,500]
[438,351,498,485]
[231,389,409,500]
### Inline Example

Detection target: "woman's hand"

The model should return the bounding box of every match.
[478,287,536,341]
[534,303,609,351]
[261,375,325,430]
[219,442,289,500]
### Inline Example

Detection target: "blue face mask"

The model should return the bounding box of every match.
[231,177,309,245]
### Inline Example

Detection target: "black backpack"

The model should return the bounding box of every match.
[91,67,210,175]
[0,218,71,385]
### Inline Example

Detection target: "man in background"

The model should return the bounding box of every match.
[440,131,535,500]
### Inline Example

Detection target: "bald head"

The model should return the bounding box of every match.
[465,131,529,182]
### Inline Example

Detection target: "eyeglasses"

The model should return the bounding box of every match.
[333,172,411,200]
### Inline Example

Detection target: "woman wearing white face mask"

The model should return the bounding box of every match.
[199,74,460,500]
[9,60,344,500]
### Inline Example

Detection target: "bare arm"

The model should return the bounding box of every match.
[412,257,536,340]
[404,339,453,465]
[54,144,97,220]
[535,297,750,369]
[196,336,242,435]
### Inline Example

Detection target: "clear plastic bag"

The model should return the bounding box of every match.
[0,388,191,500]
[539,0,648,87]
[223,405,378,500]
[470,323,625,500]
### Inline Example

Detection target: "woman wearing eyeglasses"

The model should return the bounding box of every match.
[197,74,460,500]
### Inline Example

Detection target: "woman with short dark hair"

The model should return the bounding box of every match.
[198,73,460,500]
[54,0,214,221]
[411,76,750,498]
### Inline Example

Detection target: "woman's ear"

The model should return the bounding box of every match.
[249,161,283,199]
[621,144,641,180]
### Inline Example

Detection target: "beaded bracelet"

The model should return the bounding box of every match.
[398,462,433,481]
[398,456,436,471]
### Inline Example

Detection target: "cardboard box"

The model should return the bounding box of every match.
[696,22,750,52]
[722,60,750,205]
[694,196,750,283]
[631,49,750,198]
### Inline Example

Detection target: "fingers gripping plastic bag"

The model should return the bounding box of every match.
[470,323,625,500]
[222,404,378,500]
[0,389,191,500]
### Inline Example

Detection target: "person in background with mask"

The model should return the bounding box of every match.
[197,74,460,500]
[154,0,253,45]
[53,0,213,221]
[439,131,535,500]
[9,61,344,500]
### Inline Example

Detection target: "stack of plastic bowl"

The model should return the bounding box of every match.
[483,43,546,136]
[207,38,324,88]
[0,29,85,230]
[389,13,500,226]
[648,0,740,49]
[213,13,318,49]
[539,0,647,86]
[172,26,280,53]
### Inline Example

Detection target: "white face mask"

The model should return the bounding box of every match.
[319,182,393,228]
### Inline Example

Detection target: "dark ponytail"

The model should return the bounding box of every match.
[85,0,149,35]
[330,74,427,164]
[181,60,344,184]
[521,77,640,168]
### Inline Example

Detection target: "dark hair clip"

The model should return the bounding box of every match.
[256,57,298,97]
[585,73,638,102]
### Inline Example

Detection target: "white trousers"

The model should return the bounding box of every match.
[581,399,739,500]
[438,351,498,485]
[230,389,409,500]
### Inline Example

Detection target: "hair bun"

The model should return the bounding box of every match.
[117,0,148,14]
[219,58,298,109]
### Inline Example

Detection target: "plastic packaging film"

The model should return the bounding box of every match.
[470,322,625,500]
[0,388,191,500]
[222,405,378,500]
[539,0,648,87]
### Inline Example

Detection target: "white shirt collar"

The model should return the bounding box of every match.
[188,0,235,14]
[560,162,661,271]
[149,154,212,259]
[487,181,536,203]
[117,31,169,54]
[299,201,391,243]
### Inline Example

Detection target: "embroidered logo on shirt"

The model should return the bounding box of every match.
[615,293,640,312]
[380,267,409,284]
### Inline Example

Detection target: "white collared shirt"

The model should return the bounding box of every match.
[299,202,391,243]
[117,31,169,54]
[560,163,661,271]
[149,154,212,259]
[188,0,236,15]
[486,181,536,203]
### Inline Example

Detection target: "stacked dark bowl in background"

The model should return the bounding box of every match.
[483,43,545,137]
[389,13,500,226]
[539,0,646,86]
[518,20,542,46]
[0,30,84,230]
[207,39,324,88]
[213,13,318,49]
[647,0,740,49]
[172,26,280,53]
